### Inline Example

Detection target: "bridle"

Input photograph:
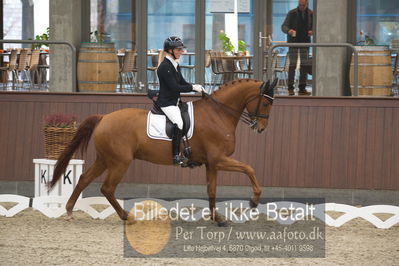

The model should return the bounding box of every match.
[204,81,274,129]
[243,82,274,128]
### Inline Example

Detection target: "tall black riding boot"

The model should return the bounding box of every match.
[172,124,186,165]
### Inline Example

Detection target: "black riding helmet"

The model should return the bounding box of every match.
[163,36,186,51]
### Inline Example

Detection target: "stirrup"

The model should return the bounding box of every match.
[173,155,187,165]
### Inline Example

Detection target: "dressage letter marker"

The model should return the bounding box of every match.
[33,159,84,207]
[40,170,47,184]
[63,170,72,185]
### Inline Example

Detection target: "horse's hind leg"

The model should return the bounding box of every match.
[100,161,130,220]
[216,157,262,207]
[66,157,106,217]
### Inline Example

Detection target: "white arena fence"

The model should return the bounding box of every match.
[0,195,398,229]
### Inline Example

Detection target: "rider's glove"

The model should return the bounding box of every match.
[192,84,205,93]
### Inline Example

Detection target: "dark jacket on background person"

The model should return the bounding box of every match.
[156,58,193,107]
[281,7,313,43]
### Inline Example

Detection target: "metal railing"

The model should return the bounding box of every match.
[266,43,358,95]
[0,40,77,91]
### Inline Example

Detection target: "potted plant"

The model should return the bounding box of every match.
[237,40,248,55]
[218,31,248,55]
[218,32,234,55]
[29,27,50,50]
[90,30,105,43]
[43,114,78,160]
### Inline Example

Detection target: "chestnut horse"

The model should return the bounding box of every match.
[50,78,277,226]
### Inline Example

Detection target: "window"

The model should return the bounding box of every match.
[3,0,49,49]
[205,0,253,53]
[90,0,133,49]
[147,0,195,52]
[147,0,196,87]
[356,0,399,46]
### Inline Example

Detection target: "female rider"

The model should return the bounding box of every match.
[156,36,204,165]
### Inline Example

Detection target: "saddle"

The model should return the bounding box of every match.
[147,90,200,168]
[150,101,191,139]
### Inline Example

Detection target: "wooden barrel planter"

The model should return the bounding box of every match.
[350,46,393,96]
[77,43,119,92]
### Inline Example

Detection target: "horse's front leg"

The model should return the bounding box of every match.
[205,165,228,227]
[216,157,262,208]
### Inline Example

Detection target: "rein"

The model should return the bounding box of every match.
[203,91,273,127]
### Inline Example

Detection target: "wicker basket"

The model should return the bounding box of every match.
[44,127,77,160]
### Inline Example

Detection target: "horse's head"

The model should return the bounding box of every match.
[245,79,277,133]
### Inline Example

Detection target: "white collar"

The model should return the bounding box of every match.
[166,54,179,71]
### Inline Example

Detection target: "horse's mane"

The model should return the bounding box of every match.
[211,78,260,96]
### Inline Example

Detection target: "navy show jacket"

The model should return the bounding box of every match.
[155,58,193,107]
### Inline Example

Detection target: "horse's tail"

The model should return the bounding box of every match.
[49,115,103,189]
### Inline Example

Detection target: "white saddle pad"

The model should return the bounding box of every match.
[146,102,194,141]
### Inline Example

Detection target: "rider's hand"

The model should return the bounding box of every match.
[192,84,204,93]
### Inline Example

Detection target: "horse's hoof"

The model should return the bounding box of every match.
[249,199,258,209]
[125,219,137,226]
[126,213,137,225]
[217,220,229,227]
[65,215,74,221]
[121,211,130,221]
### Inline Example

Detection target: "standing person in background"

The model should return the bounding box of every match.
[281,0,313,96]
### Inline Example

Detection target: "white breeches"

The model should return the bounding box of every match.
[161,105,183,130]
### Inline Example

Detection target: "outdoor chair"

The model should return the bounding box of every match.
[146,50,165,89]
[0,49,18,90]
[27,50,43,90]
[272,52,289,89]
[37,52,49,90]
[118,49,137,92]
[14,49,31,90]
[179,53,195,83]
[209,50,225,91]
[237,55,253,79]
